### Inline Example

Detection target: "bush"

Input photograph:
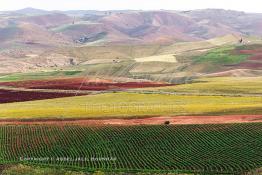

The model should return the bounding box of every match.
[164,121,170,125]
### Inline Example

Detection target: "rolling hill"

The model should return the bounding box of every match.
[1,8,262,45]
[0,8,262,82]
[0,7,262,175]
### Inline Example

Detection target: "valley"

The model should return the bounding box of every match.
[0,7,261,175]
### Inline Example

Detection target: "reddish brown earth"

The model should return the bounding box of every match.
[249,54,262,61]
[238,62,262,69]
[21,13,73,27]
[238,49,262,55]
[0,77,172,91]
[235,48,262,69]
[0,115,261,126]
[0,89,88,103]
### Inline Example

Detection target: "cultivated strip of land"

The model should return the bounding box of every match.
[0,123,261,174]
[0,92,261,119]
[0,115,261,126]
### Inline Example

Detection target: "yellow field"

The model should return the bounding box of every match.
[0,92,261,119]
[138,77,262,96]
[134,54,177,63]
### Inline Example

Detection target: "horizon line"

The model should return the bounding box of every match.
[0,7,260,14]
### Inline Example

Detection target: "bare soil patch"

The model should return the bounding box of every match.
[0,115,261,126]
[249,54,262,61]
[239,50,262,54]
[238,62,262,69]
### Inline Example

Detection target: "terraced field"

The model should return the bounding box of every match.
[0,123,261,174]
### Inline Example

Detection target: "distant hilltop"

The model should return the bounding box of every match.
[0,8,261,45]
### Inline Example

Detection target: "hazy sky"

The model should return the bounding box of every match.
[0,0,262,13]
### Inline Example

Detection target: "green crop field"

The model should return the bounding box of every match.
[0,123,261,174]
[0,70,83,82]
[0,92,261,119]
[194,46,249,65]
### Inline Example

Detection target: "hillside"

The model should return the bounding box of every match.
[1,8,262,46]
[1,38,262,83]
[0,8,262,82]
[0,7,262,175]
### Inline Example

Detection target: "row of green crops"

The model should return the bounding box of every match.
[0,123,261,174]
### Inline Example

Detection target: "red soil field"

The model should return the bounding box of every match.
[238,62,262,69]
[238,49,262,55]
[249,54,262,61]
[235,48,262,69]
[0,77,172,91]
[0,89,87,103]
[0,115,261,126]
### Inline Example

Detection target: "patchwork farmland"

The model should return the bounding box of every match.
[0,66,261,174]
[0,8,262,174]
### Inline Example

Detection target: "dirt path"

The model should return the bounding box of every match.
[0,115,261,126]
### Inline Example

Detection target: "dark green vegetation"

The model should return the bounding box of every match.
[0,123,261,174]
[194,46,249,65]
[0,164,194,175]
[1,164,85,175]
